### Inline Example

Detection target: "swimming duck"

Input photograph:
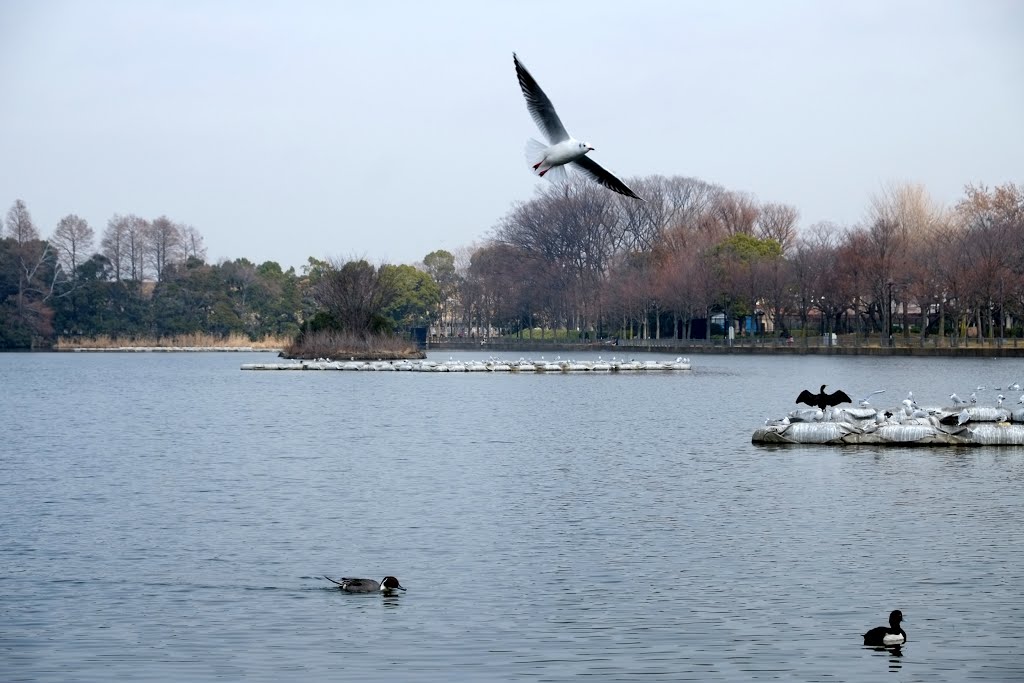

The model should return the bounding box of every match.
[863,609,906,646]
[324,575,406,593]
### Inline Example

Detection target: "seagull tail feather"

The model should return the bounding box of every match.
[542,163,569,184]
[524,138,548,172]
[525,138,569,185]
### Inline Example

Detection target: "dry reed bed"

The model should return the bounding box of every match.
[56,333,290,351]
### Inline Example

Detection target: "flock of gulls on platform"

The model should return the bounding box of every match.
[241,356,692,373]
[756,380,1024,445]
[774,381,1024,425]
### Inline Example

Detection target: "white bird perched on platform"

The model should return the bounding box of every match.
[901,399,928,419]
[513,53,642,200]
[970,392,978,404]
[996,394,1006,407]
[858,389,886,407]
[957,409,971,426]
[1018,394,1024,405]
[950,392,966,406]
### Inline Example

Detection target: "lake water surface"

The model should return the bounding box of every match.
[2,351,1023,681]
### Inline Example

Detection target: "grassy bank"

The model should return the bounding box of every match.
[55,333,290,350]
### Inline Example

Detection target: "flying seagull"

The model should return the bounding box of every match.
[858,389,886,407]
[513,53,642,200]
[796,384,852,410]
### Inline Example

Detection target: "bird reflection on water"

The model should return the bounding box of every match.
[864,642,904,674]
[886,645,904,673]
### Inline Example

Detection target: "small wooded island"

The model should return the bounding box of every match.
[281,331,424,361]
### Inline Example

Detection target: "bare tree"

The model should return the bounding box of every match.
[903,210,951,345]
[604,251,655,339]
[2,203,60,344]
[711,191,759,236]
[956,183,1024,340]
[5,199,39,244]
[834,227,875,341]
[464,242,539,337]
[617,175,722,252]
[145,216,182,281]
[653,243,696,339]
[50,214,95,283]
[180,224,207,262]
[870,182,943,239]
[101,214,129,281]
[756,202,800,254]
[958,202,1014,341]
[496,178,622,334]
[125,215,149,280]
[101,214,151,281]
[759,247,795,336]
[866,182,947,340]
[791,223,838,345]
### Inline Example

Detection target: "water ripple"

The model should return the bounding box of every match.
[1,352,1022,681]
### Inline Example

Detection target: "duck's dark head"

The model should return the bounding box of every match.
[380,576,406,592]
[889,610,903,626]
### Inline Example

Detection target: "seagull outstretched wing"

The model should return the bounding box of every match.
[572,156,642,200]
[513,53,569,144]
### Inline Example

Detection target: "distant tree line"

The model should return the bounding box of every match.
[0,200,441,349]
[454,177,1024,346]
[0,201,303,348]
[3,177,1021,350]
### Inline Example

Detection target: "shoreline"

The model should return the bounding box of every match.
[59,346,283,353]
[429,339,1024,358]
[35,339,1024,358]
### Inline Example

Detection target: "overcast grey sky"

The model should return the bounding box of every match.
[1,1,1021,271]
